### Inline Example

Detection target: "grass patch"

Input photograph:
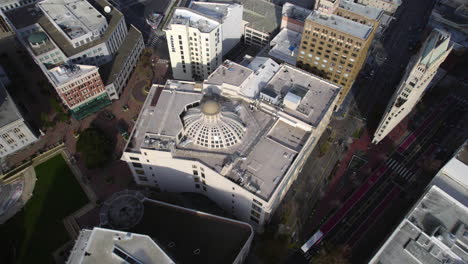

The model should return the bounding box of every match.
[0,155,88,264]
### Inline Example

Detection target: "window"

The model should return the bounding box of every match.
[129,156,139,161]
[193,170,198,176]
[132,162,142,168]
[195,184,200,189]
[250,217,259,224]
[135,169,145,175]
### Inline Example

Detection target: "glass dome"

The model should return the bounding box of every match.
[182,99,245,149]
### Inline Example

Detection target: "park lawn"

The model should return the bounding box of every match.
[0,154,88,264]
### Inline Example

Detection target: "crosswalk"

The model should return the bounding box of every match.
[385,158,415,181]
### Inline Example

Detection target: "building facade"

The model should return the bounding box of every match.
[372,29,452,143]
[165,8,223,81]
[2,0,144,117]
[122,61,340,231]
[297,11,375,105]
[48,64,110,120]
[0,81,37,157]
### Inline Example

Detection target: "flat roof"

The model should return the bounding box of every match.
[189,2,233,21]
[370,186,468,264]
[205,60,253,87]
[38,0,107,40]
[68,195,252,264]
[282,2,311,22]
[4,0,124,57]
[339,0,383,21]
[264,64,341,126]
[167,8,220,33]
[130,199,252,264]
[269,28,302,65]
[306,11,373,39]
[0,82,21,128]
[242,0,281,34]
[100,25,141,85]
[67,228,175,264]
[48,64,97,86]
[240,56,280,98]
[126,62,339,200]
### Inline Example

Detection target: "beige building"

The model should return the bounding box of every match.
[372,29,452,144]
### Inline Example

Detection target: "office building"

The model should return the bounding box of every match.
[47,64,110,119]
[372,29,452,144]
[370,141,468,264]
[430,0,468,55]
[0,80,38,157]
[3,0,144,118]
[297,12,373,105]
[355,0,401,14]
[67,191,253,264]
[297,0,382,105]
[122,60,340,230]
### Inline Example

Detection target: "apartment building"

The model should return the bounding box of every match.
[3,0,144,118]
[0,0,40,12]
[372,29,452,144]
[48,64,110,120]
[189,2,243,55]
[0,80,38,157]
[356,0,401,14]
[121,60,340,231]
[165,8,223,81]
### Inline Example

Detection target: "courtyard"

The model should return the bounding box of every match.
[0,154,89,264]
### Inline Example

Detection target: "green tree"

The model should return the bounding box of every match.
[76,127,113,168]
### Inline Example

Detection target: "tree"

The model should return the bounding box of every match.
[76,127,113,168]
[313,244,351,264]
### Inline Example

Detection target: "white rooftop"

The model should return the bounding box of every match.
[168,8,220,33]
[48,64,97,87]
[66,227,175,264]
[126,63,339,200]
[189,2,237,22]
[38,0,107,40]
[339,0,384,21]
[370,141,468,264]
[241,57,281,98]
[307,11,373,39]
[269,28,302,65]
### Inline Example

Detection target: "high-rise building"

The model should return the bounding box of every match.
[297,12,373,105]
[0,80,38,157]
[3,0,144,118]
[165,8,223,81]
[372,29,452,144]
[121,60,340,231]
[165,3,243,81]
[369,140,468,264]
[297,0,382,105]
[189,2,243,55]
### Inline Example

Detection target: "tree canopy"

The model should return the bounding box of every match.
[76,127,113,168]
